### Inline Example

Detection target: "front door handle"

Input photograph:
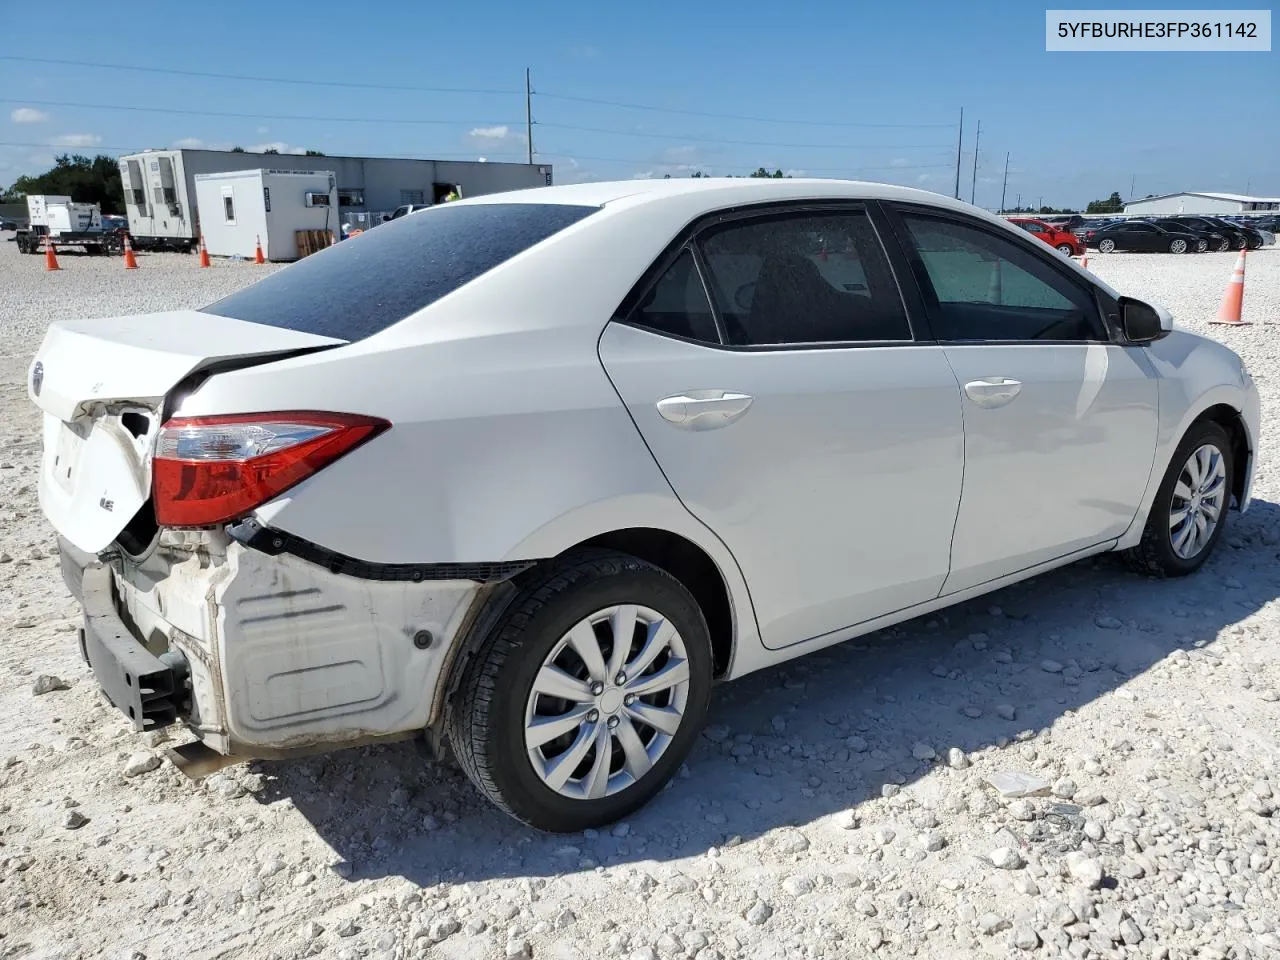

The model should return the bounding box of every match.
[963,377,1022,408]
[656,391,754,429]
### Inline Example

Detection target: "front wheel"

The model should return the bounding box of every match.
[1196,239,1208,253]
[1056,243,1075,255]
[447,550,713,832]
[1216,237,1231,252]
[1121,420,1234,578]
[1098,238,1116,253]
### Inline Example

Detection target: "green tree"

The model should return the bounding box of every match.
[230,146,246,153]
[263,148,280,155]
[7,154,124,213]
[304,149,326,156]
[1085,191,1124,214]
[749,167,788,178]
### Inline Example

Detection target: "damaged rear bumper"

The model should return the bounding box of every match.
[60,540,190,732]
[56,532,487,759]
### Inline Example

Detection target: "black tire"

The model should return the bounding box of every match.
[1056,243,1074,255]
[1121,419,1234,578]
[1098,239,1116,253]
[1196,239,1208,253]
[446,549,713,832]
[1217,237,1231,252]
[1169,239,1188,254]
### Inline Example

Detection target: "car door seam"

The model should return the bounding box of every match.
[935,345,968,599]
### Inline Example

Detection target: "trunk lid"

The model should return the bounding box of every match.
[29,310,344,554]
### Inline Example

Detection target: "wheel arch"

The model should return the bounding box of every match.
[1195,402,1251,509]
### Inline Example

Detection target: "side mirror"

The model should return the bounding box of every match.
[381,214,391,222]
[1118,296,1173,344]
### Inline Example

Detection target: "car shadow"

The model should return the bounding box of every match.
[248,499,1280,888]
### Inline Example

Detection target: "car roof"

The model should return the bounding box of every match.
[453,176,990,218]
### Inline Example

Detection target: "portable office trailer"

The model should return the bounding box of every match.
[194,169,338,262]
[118,149,553,251]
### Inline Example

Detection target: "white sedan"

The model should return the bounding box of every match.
[29,179,1260,832]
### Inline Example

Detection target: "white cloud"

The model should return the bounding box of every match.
[469,125,512,140]
[10,107,49,124]
[890,158,910,168]
[256,126,269,134]
[52,133,101,147]
[783,169,806,178]
[172,137,205,149]
[916,173,933,183]
[247,141,291,154]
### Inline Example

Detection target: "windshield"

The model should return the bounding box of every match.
[200,202,598,341]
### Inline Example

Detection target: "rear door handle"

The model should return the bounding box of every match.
[656,391,754,429]
[963,377,1022,408]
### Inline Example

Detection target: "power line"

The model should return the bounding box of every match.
[0,56,519,96]
[0,56,960,133]
[534,90,957,128]
[538,121,954,150]
[0,97,955,151]
[547,153,957,173]
[0,98,518,127]
[0,140,527,161]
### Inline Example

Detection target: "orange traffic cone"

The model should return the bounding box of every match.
[1080,255,1089,271]
[44,238,60,271]
[122,234,138,270]
[254,235,265,265]
[1210,248,1250,325]
[198,234,211,268]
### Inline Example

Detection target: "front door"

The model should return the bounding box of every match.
[889,207,1160,594]
[599,205,965,649]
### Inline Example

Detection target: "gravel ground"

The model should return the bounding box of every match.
[1,237,1278,960]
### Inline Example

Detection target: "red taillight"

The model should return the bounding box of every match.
[152,411,390,527]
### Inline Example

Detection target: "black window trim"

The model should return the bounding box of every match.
[880,201,1117,347]
[612,199,929,352]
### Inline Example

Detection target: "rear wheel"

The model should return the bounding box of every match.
[1121,420,1234,578]
[1169,239,1188,254]
[1098,238,1116,253]
[1056,243,1075,255]
[447,550,713,832]
[1216,237,1231,252]
[1196,239,1208,253]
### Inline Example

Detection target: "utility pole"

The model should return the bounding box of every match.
[969,119,981,205]
[953,108,964,200]
[1016,192,1021,212]
[1129,173,1136,200]
[525,67,534,164]
[1038,195,1043,212]
[999,152,1010,214]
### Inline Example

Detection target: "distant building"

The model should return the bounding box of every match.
[117,148,553,250]
[1122,192,1280,216]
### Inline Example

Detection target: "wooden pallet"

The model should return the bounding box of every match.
[294,229,336,258]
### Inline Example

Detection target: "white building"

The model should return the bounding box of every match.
[1123,192,1280,216]
[194,169,338,262]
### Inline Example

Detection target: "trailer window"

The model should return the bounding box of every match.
[222,194,236,223]
[200,202,598,341]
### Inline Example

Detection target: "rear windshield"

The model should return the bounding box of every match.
[200,202,597,341]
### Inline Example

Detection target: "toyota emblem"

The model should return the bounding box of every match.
[31,361,43,397]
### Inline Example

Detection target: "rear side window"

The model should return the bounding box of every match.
[200,202,597,341]
[627,248,720,343]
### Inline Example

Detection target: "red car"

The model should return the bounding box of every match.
[1007,217,1084,257]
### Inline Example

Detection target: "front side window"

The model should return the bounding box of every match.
[900,213,1106,343]
[695,210,911,346]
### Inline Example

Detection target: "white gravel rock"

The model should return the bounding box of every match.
[122,753,161,778]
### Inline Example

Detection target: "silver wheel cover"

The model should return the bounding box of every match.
[523,605,691,800]
[1169,443,1227,560]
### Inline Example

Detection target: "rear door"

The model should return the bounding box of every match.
[599,203,965,650]
[886,205,1159,593]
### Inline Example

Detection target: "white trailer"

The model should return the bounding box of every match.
[118,148,552,252]
[194,169,338,262]
[15,195,121,255]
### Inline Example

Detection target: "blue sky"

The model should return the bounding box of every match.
[1,0,1276,208]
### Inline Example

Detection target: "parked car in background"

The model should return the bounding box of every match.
[1008,217,1084,256]
[1086,220,1201,254]
[1147,218,1225,253]
[0,218,18,231]
[30,178,1261,831]
[1170,216,1255,251]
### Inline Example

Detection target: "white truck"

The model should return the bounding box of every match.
[15,195,123,256]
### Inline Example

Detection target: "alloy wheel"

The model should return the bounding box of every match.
[523,604,691,800]
[1169,443,1228,560]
